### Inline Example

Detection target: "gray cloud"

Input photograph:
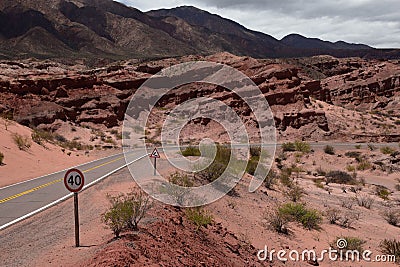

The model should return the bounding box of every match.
[119,0,400,48]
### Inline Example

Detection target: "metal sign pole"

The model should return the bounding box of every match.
[74,192,80,247]
[154,157,157,176]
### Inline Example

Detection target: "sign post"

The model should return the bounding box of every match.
[149,148,160,176]
[64,169,85,248]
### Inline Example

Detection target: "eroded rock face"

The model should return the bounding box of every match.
[322,59,400,109]
[0,53,398,141]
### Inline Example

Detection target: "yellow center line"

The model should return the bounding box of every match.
[0,179,62,204]
[82,156,125,173]
[0,155,127,204]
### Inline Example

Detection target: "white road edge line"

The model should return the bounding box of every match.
[0,153,149,231]
[0,152,125,190]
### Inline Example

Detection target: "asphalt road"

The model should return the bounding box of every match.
[0,150,148,230]
[0,142,398,231]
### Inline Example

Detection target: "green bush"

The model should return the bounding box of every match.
[333,237,365,253]
[102,195,133,238]
[249,145,261,158]
[356,160,371,171]
[345,151,362,159]
[278,203,322,230]
[282,142,296,152]
[0,151,4,165]
[326,170,356,185]
[12,133,31,151]
[379,239,400,263]
[267,210,289,234]
[300,209,323,230]
[246,157,259,176]
[102,190,152,238]
[181,146,201,157]
[294,141,311,153]
[31,129,54,146]
[198,145,231,182]
[284,184,305,202]
[280,168,293,187]
[185,208,213,231]
[376,186,391,200]
[282,141,311,153]
[166,172,194,206]
[381,146,396,155]
[324,145,335,155]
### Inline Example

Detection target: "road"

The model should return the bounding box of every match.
[0,142,398,231]
[0,150,148,230]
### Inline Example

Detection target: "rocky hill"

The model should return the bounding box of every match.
[0,53,399,143]
[0,0,399,63]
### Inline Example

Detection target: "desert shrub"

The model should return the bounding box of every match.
[381,146,396,155]
[345,151,362,160]
[282,142,296,152]
[291,165,303,178]
[324,145,335,155]
[294,141,311,153]
[198,145,231,182]
[104,137,116,145]
[181,146,201,157]
[280,168,293,187]
[264,169,277,189]
[267,210,289,234]
[376,186,391,200]
[346,165,356,172]
[326,170,356,185]
[284,184,305,202]
[338,212,359,228]
[356,194,374,209]
[333,237,365,253]
[246,157,259,176]
[383,210,400,227]
[54,134,67,143]
[326,208,341,224]
[249,145,261,158]
[31,129,54,146]
[379,239,400,263]
[101,197,130,238]
[126,190,152,231]
[300,209,323,230]
[12,133,31,151]
[340,199,354,209]
[278,203,322,230]
[0,151,4,165]
[185,207,213,231]
[102,190,152,238]
[356,160,371,171]
[166,172,194,206]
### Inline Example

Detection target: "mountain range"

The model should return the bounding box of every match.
[0,0,399,62]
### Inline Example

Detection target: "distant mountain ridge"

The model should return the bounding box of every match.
[0,0,398,62]
[281,33,371,50]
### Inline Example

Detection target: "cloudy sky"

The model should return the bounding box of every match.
[119,0,400,48]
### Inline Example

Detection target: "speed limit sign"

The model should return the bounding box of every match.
[64,169,85,193]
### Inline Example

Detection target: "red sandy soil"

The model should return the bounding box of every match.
[1,149,399,267]
[0,118,119,187]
